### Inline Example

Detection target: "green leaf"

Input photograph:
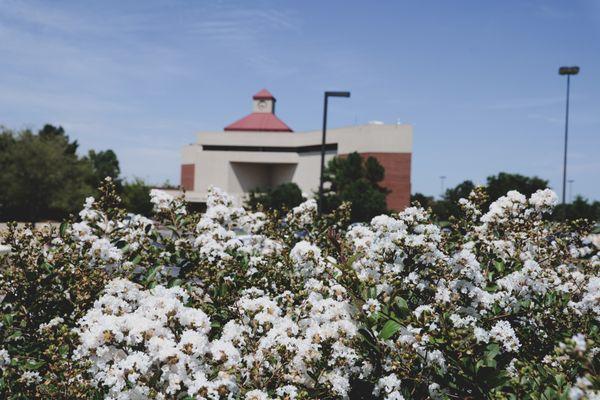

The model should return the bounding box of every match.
[8,330,22,340]
[41,262,54,273]
[484,342,500,360]
[485,358,497,369]
[169,279,183,288]
[396,297,409,312]
[23,360,45,371]
[4,313,14,326]
[114,239,128,249]
[379,319,402,340]
[59,221,69,238]
[391,296,410,318]
[144,265,160,285]
[494,260,505,273]
[59,345,69,357]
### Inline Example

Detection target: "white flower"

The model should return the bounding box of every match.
[289,199,317,227]
[246,389,270,400]
[0,244,11,254]
[481,190,526,224]
[362,299,381,317]
[473,326,490,343]
[276,385,298,399]
[374,374,403,399]
[150,189,187,215]
[38,316,64,332]
[490,321,521,352]
[21,371,42,384]
[290,240,323,277]
[90,238,122,263]
[529,189,558,211]
[571,334,587,352]
[0,348,10,368]
[428,382,444,399]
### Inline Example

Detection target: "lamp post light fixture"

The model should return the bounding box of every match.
[558,66,579,206]
[318,91,351,215]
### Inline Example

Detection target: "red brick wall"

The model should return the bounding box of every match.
[181,164,194,191]
[341,153,411,211]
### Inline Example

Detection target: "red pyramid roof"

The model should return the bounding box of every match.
[224,112,293,132]
[253,89,275,100]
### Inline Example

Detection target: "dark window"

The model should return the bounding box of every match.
[202,143,338,153]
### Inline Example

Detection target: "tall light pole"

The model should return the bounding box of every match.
[318,91,351,214]
[559,66,579,206]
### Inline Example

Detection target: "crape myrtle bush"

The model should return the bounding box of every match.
[0,178,599,400]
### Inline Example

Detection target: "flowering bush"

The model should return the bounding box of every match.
[0,178,598,399]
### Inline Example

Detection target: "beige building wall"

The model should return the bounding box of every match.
[181,124,412,206]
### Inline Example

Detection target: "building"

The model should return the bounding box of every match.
[181,90,413,210]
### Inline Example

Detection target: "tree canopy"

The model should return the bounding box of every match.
[245,153,389,223]
[0,126,92,221]
[412,172,599,223]
[85,149,121,189]
[246,182,305,212]
[0,125,155,221]
[321,152,389,222]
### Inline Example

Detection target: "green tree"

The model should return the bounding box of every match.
[434,180,476,221]
[417,173,551,222]
[39,124,78,155]
[122,178,154,216]
[411,193,435,209]
[322,152,389,222]
[85,149,121,189]
[0,124,157,221]
[247,182,304,212]
[485,172,548,208]
[554,196,600,222]
[0,126,93,221]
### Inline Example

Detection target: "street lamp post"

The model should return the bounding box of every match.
[558,66,579,206]
[318,91,351,215]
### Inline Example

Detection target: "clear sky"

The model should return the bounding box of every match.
[1,0,599,200]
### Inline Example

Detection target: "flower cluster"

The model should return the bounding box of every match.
[0,180,598,399]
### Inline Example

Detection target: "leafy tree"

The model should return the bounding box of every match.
[554,196,600,222]
[433,180,476,221]
[85,149,121,189]
[364,156,385,184]
[247,182,304,211]
[485,172,548,208]
[411,193,435,209]
[321,152,389,222]
[339,178,388,223]
[0,126,93,221]
[38,124,78,155]
[416,173,551,222]
[0,125,136,221]
[122,178,154,216]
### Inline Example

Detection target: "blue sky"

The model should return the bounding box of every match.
[1,0,599,200]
